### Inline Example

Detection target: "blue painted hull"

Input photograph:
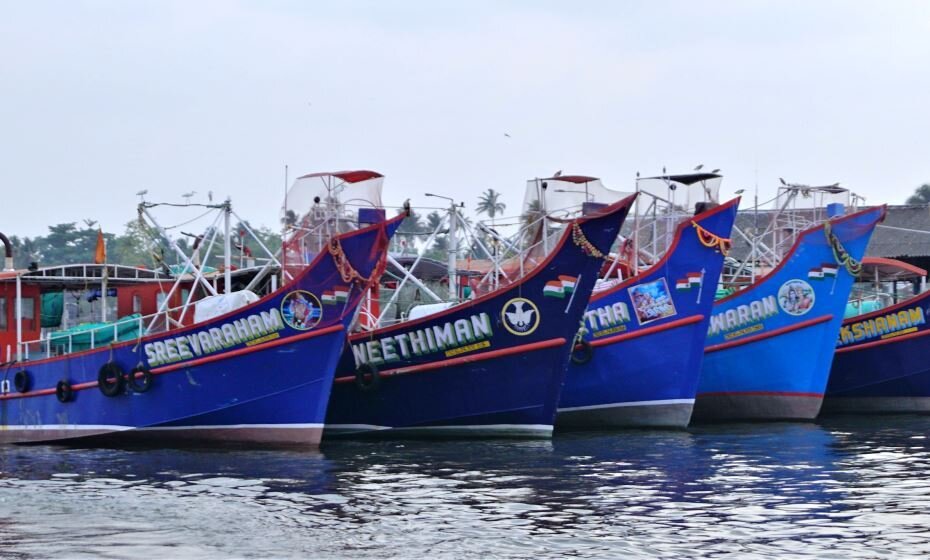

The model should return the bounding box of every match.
[0,215,404,446]
[824,289,930,414]
[324,196,636,439]
[558,199,740,429]
[694,206,885,422]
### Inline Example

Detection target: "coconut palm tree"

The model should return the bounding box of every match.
[476,189,506,226]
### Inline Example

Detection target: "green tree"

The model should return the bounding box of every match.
[476,188,506,224]
[907,183,930,205]
[425,211,448,260]
[394,208,426,254]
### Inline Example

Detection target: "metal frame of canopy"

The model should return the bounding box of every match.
[723,181,866,289]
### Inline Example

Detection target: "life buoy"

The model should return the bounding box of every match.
[355,363,381,392]
[128,365,153,393]
[571,339,593,365]
[98,362,125,397]
[13,370,31,393]
[56,380,74,403]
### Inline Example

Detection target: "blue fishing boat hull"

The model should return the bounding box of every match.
[324,195,636,439]
[693,206,885,422]
[0,215,403,446]
[557,199,740,429]
[824,290,930,414]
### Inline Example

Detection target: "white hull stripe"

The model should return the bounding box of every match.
[558,398,694,413]
[326,423,552,434]
[0,423,323,432]
[141,423,324,431]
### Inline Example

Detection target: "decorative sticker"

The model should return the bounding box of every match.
[777,279,815,317]
[281,290,323,330]
[628,278,677,326]
[501,297,540,336]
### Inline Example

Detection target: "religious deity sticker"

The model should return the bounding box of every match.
[628,278,677,326]
[777,279,815,316]
[281,290,323,330]
[501,297,540,336]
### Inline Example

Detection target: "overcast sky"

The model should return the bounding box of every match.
[2,0,928,237]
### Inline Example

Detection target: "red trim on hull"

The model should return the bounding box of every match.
[704,314,833,354]
[715,206,886,306]
[0,324,345,401]
[353,194,636,339]
[335,337,567,383]
[12,212,403,367]
[592,198,740,302]
[589,314,704,348]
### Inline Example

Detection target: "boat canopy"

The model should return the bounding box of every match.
[282,170,384,227]
[858,257,927,281]
[522,176,631,219]
[635,173,721,214]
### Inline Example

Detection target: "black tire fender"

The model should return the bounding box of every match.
[355,363,381,392]
[128,364,153,393]
[98,362,125,397]
[570,339,594,365]
[56,380,74,403]
[13,370,31,393]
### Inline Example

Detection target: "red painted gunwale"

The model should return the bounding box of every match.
[592,197,741,302]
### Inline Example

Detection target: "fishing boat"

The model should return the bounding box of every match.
[693,190,885,422]
[323,192,636,438]
[558,173,739,429]
[823,258,930,413]
[0,170,403,446]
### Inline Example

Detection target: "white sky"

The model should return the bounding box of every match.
[2,0,929,237]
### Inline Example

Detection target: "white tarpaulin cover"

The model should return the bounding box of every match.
[194,290,260,323]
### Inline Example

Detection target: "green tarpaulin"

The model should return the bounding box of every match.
[47,314,143,352]
[40,291,64,328]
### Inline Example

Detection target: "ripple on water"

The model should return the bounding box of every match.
[2,417,930,557]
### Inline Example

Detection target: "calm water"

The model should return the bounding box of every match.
[2,417,930,558]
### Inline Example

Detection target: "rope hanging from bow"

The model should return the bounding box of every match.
[692,221,732,256]
[824,221,862,276]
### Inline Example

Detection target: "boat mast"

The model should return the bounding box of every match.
[448,200,458,301]
[223,199,232,294]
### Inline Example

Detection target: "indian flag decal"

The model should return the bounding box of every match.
[809,266,824,280]
[821,263,838,277]
[323,285,350,305]
[676,272,702,290]
[544,275,577,298]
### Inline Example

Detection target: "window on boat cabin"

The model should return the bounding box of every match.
[156,291,167,312]
[21,297,35,331]
[0,297,6,330]
[132,293,142,314]
[181,289,190,306]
